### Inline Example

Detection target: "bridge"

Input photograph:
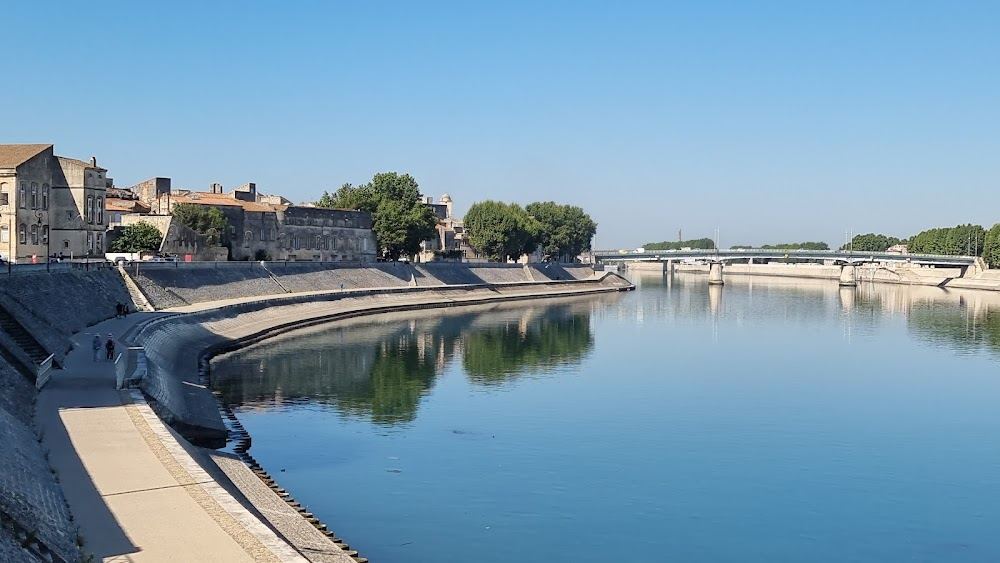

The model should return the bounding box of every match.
[594,248,977,267]
[593,248,980,287]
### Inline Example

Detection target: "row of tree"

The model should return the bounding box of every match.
[644,238,715,250]
[464,200,597,262]
[841,224,1000,268]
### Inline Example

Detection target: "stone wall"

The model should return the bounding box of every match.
[0,269,136,364]
[0,358,78,562]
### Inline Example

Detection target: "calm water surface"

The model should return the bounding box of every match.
[211,274,1000,562]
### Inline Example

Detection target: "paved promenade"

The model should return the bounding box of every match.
[35,312,309,563]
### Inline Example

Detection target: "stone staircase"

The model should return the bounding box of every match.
[0,305,50,364]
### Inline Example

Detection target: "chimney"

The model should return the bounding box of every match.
[90,156,97,167]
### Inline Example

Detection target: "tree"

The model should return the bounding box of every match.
[465,200,541,262]
[984,223,1000,268]
[908,224,984,256]
[316,173,437,260]
[525,201,597,262]
[171,204,230,246]
[645,238,715,250]
[839,233,901,252]
[111,222,163,253]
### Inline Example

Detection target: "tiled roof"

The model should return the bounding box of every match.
[0,144,52,169]
[106,198,151,213]
[56,156,107,172]
[171,192,276,213]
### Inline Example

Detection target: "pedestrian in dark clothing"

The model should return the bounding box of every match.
[105,336,116,360]
[115,303,122,318]
[92,334,102,362]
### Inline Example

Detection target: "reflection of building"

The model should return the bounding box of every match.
[0,144,110,262]
[117,178,377,261]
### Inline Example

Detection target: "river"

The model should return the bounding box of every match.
[210,273,1000,562]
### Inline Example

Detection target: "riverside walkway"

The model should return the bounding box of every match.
[31,278,630,562]
[35,311,313,563]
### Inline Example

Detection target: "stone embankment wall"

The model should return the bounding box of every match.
[134,274,631,446]
[0,358,79,562]
[0,269,137,365]
[130,262,597,310]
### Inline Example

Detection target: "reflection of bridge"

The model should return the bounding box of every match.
[595,248,980,288]
[594,249,977,267]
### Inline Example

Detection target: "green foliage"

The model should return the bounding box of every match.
[839,233,902,252]
[465,200,542,262]
[984,223,1000,268]
[760,242,829,250]
[525,201,597,261]
[111,222,162,252]
[317,174,437,260]
[463,310,593,384]
[908,224,984,256]
[644,238,715,250]
[171,203,229,246]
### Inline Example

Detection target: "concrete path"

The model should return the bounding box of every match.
[35,313,307,563]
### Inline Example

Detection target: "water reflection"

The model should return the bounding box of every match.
[627,271,1000,358]
[211,297,601,424]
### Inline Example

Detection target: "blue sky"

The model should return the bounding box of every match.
[3,1,998,248]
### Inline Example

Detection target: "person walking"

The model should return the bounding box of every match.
[105,335,116,361]
[92,334,102,362]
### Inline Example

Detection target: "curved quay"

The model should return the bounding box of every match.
[130,274,634,562]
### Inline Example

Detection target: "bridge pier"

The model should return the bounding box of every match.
[708,261,724,285]
[838,264,857,287]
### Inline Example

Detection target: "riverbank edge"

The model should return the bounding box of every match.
[130,273,634,562]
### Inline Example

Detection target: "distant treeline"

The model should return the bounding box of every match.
[841,223,1000,268]
[730,242,829,250]
[644,238,715,250]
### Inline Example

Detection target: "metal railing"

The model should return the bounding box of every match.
[35,354,54,389]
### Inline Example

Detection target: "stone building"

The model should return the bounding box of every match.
[0,144,110,263]
[121,178,377,261]
[418,193,481,262]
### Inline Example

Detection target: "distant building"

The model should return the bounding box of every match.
[0,144,110,262]
[418,193,480,262]
[887,244,909,255]
[119,178,377,261]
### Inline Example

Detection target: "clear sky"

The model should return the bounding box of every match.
[4,1,998,249]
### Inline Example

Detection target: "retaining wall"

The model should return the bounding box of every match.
[0,358,78,562]
[134,274,631,446]
[0,270,137,365]
[128,262,598,310]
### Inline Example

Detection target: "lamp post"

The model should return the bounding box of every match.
[35,211,49,272]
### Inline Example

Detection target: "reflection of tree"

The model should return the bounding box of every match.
[908,299,1000,356]
[463,309,593,385]
[211,298,598,425]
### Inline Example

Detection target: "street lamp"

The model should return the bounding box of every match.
[35,211,49,272]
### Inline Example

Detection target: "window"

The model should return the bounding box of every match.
[18,224,26,244]
[96,197,103,224]
[86,195,93,223]
[315,236,321,249]
[87,232,94,252]
[95,232,102,251]
[0,193,7,206]
[244,231,252,248]
[294,236,300,250]
[260,229,266,241]
[30,224,38,245]
[19,183,25,208]
[42,225,48,245]
[42,184,49,209]
[63,240,70,250]
[0,226,8,243]
[30,183,38,209]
